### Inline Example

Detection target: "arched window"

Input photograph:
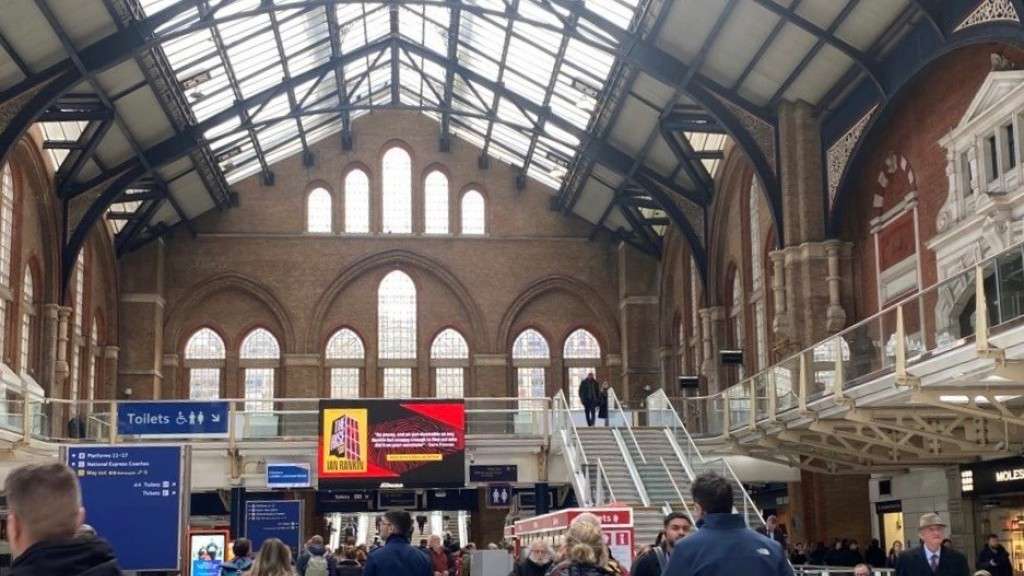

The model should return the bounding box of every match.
[729,271,744,381]
[307,187,332,233]
[0,164,14,362]
[431,328,469,398]
[69,254,85,405]
[345,169,370,233]
[326,328,365,398]
[424,171,449,234]
[461,190,485,235]
[240,328,280,412]
[378,271,416,398]
[513,329,549,406]
[185,328,225,400]
[87,320,99,403]
[382,147,412,234]
[19,266,34,375]
[564,329,601,409]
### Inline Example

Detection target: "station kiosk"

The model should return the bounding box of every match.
[513,507,634,571]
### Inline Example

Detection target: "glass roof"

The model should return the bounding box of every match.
[139,0,643,189]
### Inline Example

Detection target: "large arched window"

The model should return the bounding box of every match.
[19,266,34,375]
[0,163,14,363]
[87,320,99,403]
[513,329,549,406]
[345,169,370,233]
[378,271,416,398]
[326,328,365,398]
[185,328,225,400]
[307,187,332,233]
[728,271,744,382]
[424,170,449,234]
[461,190,485,235]
[240,328,280,412]
[382,147,412,234]
[431,328,469,398]
[564,329,601,409]
[69,254,85,405]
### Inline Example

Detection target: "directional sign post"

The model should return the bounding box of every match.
[246,500,303,557]
[118,401,229,437]
[66,445,186,572]
[487,483,512,508]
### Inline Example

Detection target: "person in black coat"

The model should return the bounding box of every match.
[843,540,865,567]
[809,542,828,565]
[977,534,1012,576]
[825,540,846,566]
[894,513,970,576]
[597,382,610,426]
[578,373,600,427]
[864,538,886,569]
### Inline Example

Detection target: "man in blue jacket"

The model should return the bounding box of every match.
[664,472,793,576]
[364,511,431,576]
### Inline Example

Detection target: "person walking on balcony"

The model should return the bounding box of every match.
[894,513,969,576]
[664,472,793,576]
[579,372,600,427]
[632,512,693,576]
[977,534,1012,576]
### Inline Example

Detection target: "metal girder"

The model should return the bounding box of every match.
[478,0,519,165]
[733,0,803,92]
[659,125,714,198]
[325,0,352,147]
[55,119,112,195]
[908,0,946,40]
[748,0,887,97]
[767,0,861,108]
[439,0,462,150]
[266,5,313,165]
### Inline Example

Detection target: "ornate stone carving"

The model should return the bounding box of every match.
[955,0,1020,32]
[710,92,777,175]
[826,105,879,211]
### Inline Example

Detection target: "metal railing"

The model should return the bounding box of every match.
[659,456,694,520]
[592,457,617,506]
[607,386,645,464]
[793,568,894,576]
[552,390,592,506]
[0,396,553,446]
[668,238,1024,438]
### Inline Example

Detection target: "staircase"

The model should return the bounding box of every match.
[576,427,642,503]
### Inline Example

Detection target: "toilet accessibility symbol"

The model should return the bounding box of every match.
[487,483,512,508]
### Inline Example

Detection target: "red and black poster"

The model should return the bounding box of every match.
[318,399,465,488]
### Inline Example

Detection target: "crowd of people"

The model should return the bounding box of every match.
[2,460,1018,576]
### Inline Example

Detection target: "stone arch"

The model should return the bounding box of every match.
[707,145,755,306]
[164,272,296,354]
[307,250,487,353]
[496,275,619,354]
[10,132,61,305]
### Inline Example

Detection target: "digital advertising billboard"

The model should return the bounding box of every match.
[318,399,465,488]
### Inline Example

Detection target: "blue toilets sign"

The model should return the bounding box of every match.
[118,401,229,437]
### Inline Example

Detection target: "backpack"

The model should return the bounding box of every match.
[653,548,667,573]
[307,555,329,576]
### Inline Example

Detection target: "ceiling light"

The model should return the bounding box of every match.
[181,70,212,90]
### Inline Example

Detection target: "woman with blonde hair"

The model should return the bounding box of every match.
[249,538,296,576]
[548,518,623,576]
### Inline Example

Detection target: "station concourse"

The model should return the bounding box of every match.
[0,1,1022,575]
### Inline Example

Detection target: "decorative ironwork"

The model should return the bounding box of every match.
[827,105,878,211]
[955,0,1020,32]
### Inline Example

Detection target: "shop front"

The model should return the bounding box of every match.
[962,456,1024,574]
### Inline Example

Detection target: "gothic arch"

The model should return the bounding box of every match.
[497,275,619,354]
[165,272,296,354]
[10,132,61,305]
[307,250,487,353]
[707,145,756,306]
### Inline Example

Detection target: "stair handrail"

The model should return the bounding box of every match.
[595,457,617,505]
[612,428,650,507]
[607,386,646,464]
[554,390,588,467]
[647,388,706,465]
[659,456,694,521]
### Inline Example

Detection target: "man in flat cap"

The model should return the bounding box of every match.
[895,513,969,576]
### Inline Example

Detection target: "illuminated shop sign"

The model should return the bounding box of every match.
[962,457,1024,496]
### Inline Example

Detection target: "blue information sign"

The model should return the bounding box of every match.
[67,446,183,572]
[266,463,311,488]
[246,500,302,556]
[487,484,513,508]
[118,401,229,437]
[470,465,517,482]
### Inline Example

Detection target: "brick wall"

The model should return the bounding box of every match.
[842,43,1024,320]
[136,110,641,400]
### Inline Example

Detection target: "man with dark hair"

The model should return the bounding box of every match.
[977,534,1012,576]
[664,472,792,576]
[5,461,122,575]
[297,534,337,576]
[632,513,693,576]
[364,511,431,576]
[578,372,600,427]
[220,538,253,576]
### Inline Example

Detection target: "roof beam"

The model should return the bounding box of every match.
[748,0,887,97]
[732,0,802,92]
[55,118,112,195]
[908,0,946,40]
[767,0,861,107]
[439,0,462,151]
[325,0,352,147]
[0,29,31,79]
[390,3,400,105]
[478,0,519,166]
[267,5,314,166]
